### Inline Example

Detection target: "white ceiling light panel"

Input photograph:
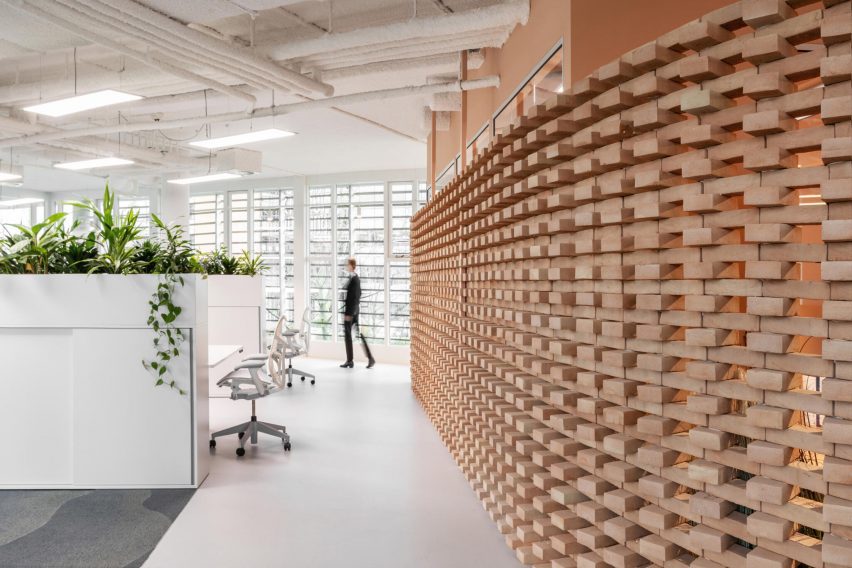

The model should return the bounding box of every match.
[189,128,295,149]
[23,90,143,117]
[54,157,135,170]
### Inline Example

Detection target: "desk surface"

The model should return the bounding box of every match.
[209,344,243,367]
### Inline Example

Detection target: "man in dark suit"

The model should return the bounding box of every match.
[341,258,375,369]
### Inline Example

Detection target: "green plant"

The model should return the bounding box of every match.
[133,239,164,274]
[0,232,28,274]
[53,222,99,274]
[198,246,241,275]
[152,214,195,274]
[68,185,143,274]
[5,212,68,274]
[236,250,267,276]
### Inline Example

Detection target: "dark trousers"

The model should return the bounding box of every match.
[344,316,373,363]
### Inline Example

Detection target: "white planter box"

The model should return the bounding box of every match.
[0,274,209,489]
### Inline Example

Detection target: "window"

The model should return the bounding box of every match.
[305,180,426,346]
[418,182,430,205]
[189,194,225,253]
[189,189,295,335]
[281,190,296,326]
[118,197,151,237]
[340,183,386,343]
[229,191,249,253]
[0,199,43,226]
[253,189,283,335]
[308,186,334,340]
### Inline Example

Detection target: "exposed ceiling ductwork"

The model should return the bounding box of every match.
[0,0,528,182]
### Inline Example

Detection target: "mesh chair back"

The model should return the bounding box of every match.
[301,308,312,354]
[267,313,289,387]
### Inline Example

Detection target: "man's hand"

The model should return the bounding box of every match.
[344,315,353,322]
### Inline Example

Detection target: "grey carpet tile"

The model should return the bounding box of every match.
[141,489,194,522]
[0,489,194,568]
[0,491,89,547]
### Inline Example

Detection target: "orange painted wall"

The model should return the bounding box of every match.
[569,0,736,83]
[428,0,735,180]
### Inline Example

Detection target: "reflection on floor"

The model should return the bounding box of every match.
[144,358,521,568]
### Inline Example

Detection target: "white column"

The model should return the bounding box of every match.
[159,180,190,230]
[292,177,307,322]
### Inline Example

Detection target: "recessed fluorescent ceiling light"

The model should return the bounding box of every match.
[0,172,23,182]
[23,90,142,117]
[54,157,135,170]
[167,172,242,185]
[189,128,295,149]
[0,197,41,207]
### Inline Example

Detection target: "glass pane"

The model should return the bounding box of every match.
[189,193,225,253]
[309,260,334,340]
[281,188,295,325]
[417,181,430,208]
[253,189,282,336]
[229,191,249,253]
[308,186,332,256]
[388,260,410,345]
[390,182,412,257]
[0,201,40,226]
[494,46,563,133]
[337,183,386,342]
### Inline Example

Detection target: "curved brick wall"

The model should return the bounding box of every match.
[411,1,852,567]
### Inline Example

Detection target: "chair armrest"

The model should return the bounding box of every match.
[282,330,297,337]
[234,359,265,370]
[243,353,266,361]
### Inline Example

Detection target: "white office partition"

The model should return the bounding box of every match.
[0,274,209,489]
[207,275,263,396]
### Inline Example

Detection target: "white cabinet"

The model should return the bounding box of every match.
[0,275,209,489]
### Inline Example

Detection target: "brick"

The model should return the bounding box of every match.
[742,0,794,28]
[743,34,797,65]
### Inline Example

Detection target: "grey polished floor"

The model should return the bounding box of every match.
[144,358,521,568]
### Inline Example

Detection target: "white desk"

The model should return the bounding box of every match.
[208,344,244,398]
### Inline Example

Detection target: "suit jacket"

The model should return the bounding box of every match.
[344,273,361,317]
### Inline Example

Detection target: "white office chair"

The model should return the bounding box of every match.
[210,323,292,456]
[282,308,314,388]
[243,311,314,387]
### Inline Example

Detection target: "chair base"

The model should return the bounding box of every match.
[210,402,291,456]
[287,366,315,387]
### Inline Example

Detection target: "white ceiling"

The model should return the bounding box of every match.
[0,0,526,192]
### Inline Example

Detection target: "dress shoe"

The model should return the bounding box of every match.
[340,361,354,368]
[367,359,375,369]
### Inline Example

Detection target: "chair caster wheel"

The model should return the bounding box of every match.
[284,443,291,451]
[301,376,305,381]
[287,383,292,388]
[236,447,246,457]
[209,439,216,448]
[238,432,244,439]
[310,379,315,385]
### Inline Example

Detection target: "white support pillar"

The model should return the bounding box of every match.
[292,176,308,322]
[159,180,190,230]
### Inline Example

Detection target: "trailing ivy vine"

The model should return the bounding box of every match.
[141,214,195,396]
[143,273,187,395]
